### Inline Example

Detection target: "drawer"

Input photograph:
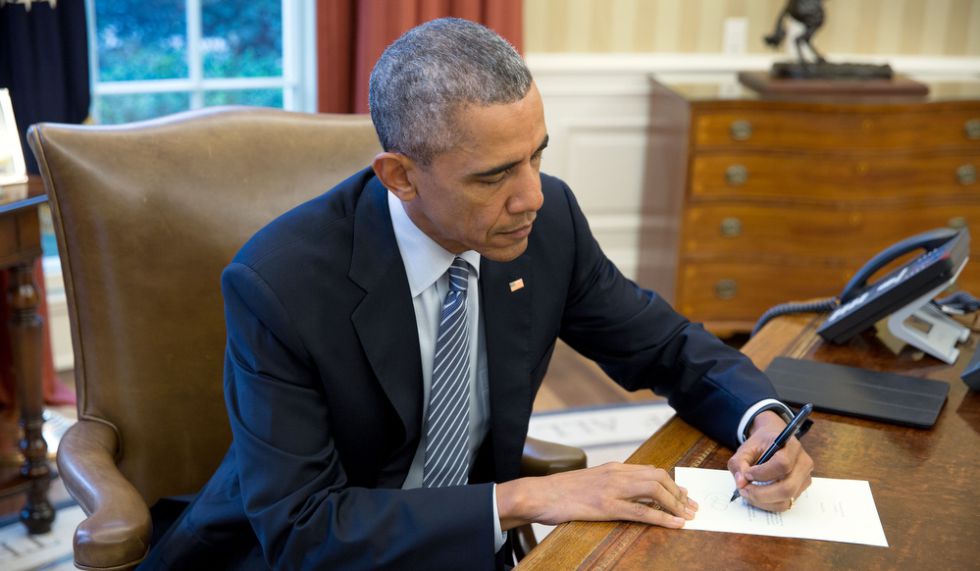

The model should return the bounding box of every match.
[675,261,852,324]
[675,260,980,328]
[690,153,979,202]
[692,108,980,152]
[681,203,979,260]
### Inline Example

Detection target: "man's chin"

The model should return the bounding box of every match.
[479,239,529,263]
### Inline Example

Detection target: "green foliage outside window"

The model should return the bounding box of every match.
[202,0,283,78]
[93,0,284,124]
[95,0,188,81]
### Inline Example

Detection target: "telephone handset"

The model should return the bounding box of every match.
[817,227,970,362]
[836,228,961,305]
[753,228,972,364]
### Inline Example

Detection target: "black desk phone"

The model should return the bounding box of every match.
[818,228,969,342]
[755,228,972,364]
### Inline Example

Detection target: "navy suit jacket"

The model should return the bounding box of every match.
[143,169,780,570]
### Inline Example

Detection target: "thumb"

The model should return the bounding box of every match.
[729,445,762,487]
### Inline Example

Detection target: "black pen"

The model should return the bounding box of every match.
[729,403,813,502]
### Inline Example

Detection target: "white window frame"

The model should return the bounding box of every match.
[84,0,318,119]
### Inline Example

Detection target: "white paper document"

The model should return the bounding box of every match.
[674,467,888,547]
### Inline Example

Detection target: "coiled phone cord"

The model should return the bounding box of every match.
[751,290,980,339]
[750,297,840,338]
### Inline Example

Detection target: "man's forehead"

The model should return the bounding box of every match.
[441,90,546,165]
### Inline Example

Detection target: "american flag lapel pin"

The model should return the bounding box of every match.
[509,278,525,293]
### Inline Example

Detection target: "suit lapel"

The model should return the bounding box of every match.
[480,253,533,482]
[349,178,422,447]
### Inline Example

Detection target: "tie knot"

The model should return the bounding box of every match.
[448,257,469,294]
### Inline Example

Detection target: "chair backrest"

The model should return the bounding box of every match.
[28,107,382,506]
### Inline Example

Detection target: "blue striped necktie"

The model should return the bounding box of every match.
[423,257,471,488]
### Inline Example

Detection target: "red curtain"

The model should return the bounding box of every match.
[317,0,524,114]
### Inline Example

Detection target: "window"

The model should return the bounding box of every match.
[85,0,317,124]
[42,2,316,261]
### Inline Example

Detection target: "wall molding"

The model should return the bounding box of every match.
[528,52,980,96]
[43,53,980,371]
[527,52,980,77]
[527,52,980,299]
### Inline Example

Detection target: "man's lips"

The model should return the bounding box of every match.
[500,223,533,238]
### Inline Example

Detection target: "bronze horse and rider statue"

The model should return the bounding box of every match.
[763,0,892,79]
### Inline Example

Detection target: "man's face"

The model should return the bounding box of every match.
[402,83,548,262]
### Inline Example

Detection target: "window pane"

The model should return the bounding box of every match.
[39,204,58,258]
[202,0,283,78]
[95,0,188,81]
[203,89,283,108]
[95,92,191,124]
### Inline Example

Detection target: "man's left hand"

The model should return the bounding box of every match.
[726,410,814,512]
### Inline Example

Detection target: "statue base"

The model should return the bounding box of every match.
[771,61,894,80]
[737,70,930,97]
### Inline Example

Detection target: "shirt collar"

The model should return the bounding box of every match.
[388,191,481,298]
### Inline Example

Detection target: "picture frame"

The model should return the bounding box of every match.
[0,88,29,186]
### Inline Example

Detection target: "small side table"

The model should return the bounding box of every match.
[0,175,54,533]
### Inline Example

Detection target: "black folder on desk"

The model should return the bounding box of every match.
[764,357,948,427]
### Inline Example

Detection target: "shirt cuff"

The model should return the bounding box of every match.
[492,484,507,553]
[736,398,795,444]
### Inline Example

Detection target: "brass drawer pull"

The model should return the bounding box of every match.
[725,165,748,186]
[720,217,742,237]
[957,164,976,185]
[715,279,738,300]
[948,216,967,230]
[730,120,753,141]
[966,119,980,141]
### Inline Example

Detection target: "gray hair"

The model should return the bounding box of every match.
[368,18,533,165]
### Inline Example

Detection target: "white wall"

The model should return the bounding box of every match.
[45,53,980,371]
[529,52,980,285]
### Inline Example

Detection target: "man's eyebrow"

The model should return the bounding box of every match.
[471,135,550,178]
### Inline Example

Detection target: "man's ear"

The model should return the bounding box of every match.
[372,152,418,201]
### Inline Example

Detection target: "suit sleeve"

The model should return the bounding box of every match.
[221,262,496,571]
[552,182,778,450]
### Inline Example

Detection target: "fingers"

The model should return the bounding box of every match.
[744,437,801,484]
[618,499,687,529]
[742,470,812,512]
[727,444,762,489]
[550,462,698,528]
[737,446,814,512]
[611,464,697,522]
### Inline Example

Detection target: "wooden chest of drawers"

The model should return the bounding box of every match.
[641,80,980,333]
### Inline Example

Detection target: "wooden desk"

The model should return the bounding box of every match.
[0,176,53,533]
[520,314,979,569]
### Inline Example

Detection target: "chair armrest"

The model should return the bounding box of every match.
[57,419,151,571]
[520,436,587,477]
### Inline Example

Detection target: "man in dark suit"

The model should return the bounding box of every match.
[143,17,813,570]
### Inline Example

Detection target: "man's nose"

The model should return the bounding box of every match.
[509,166,544,214]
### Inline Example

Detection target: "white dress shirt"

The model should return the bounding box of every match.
[386,192,792,553]
[387,192,506,550]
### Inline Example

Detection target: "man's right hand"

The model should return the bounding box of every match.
[495,462,698,531]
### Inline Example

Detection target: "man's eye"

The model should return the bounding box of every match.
[481,171,509,185]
